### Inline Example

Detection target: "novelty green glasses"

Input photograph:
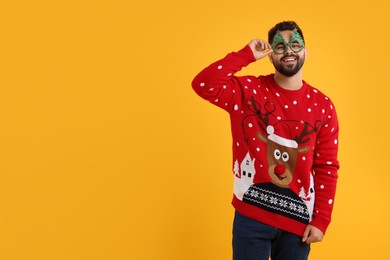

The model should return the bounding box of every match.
[271,29,305,55]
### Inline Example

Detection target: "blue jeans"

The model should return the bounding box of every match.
[233,211,310,260]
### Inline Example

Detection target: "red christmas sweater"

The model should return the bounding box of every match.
[192,45,339,236]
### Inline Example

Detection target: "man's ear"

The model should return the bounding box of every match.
[268,54,273,63]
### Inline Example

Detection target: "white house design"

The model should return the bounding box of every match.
[299,174,315,221]
[233,152,256,200]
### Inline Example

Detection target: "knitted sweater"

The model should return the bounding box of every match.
[192,45,339,236]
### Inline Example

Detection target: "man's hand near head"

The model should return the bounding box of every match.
[248,39,273,60]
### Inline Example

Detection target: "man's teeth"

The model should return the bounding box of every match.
[284,58,295,62]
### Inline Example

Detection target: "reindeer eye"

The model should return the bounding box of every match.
[282,152,289,162]
[274,149,281,160]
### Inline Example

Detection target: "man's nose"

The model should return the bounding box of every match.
[285,44,293,54]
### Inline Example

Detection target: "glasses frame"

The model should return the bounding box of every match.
[271,29,305,55]
[272,41,305,55]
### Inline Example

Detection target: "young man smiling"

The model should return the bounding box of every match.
[192,21,340,260]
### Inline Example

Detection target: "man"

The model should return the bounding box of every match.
[192,21,339,260]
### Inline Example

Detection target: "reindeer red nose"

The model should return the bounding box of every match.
[274,165,286,175]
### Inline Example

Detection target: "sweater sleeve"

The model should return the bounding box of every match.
[192,45,256,113]
[310,100,340,234]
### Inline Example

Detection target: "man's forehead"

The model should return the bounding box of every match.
[279,30,294,40]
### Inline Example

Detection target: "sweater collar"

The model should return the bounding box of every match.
[265,74,308,96]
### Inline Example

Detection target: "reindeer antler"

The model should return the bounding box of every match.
[250,96,275,133]
[293,120,322,144]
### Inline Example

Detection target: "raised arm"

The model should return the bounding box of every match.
[192,40,272,112]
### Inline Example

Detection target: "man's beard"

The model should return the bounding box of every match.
[272,53,305,77]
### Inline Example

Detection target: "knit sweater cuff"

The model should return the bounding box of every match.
[310,214,331,234]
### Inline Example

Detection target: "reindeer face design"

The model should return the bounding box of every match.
[244,98,321,188]
[257,126,309,188]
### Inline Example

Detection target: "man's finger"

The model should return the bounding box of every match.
[302,226,310,243]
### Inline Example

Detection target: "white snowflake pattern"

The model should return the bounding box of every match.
[298,205,305,213]
[269,196,278,205]
[250,190,259,198]
[260,193,269,201]
[279,199,288,208]
[289,202,297,211]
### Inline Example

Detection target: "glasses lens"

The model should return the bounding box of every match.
[273,43,287,54]
[290,41,304,53]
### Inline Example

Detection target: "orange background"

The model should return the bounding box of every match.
[0,0,389,259]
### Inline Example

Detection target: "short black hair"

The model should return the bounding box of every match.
[268,21,305,44]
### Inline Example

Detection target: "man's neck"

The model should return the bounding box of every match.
[273,71,303,90]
